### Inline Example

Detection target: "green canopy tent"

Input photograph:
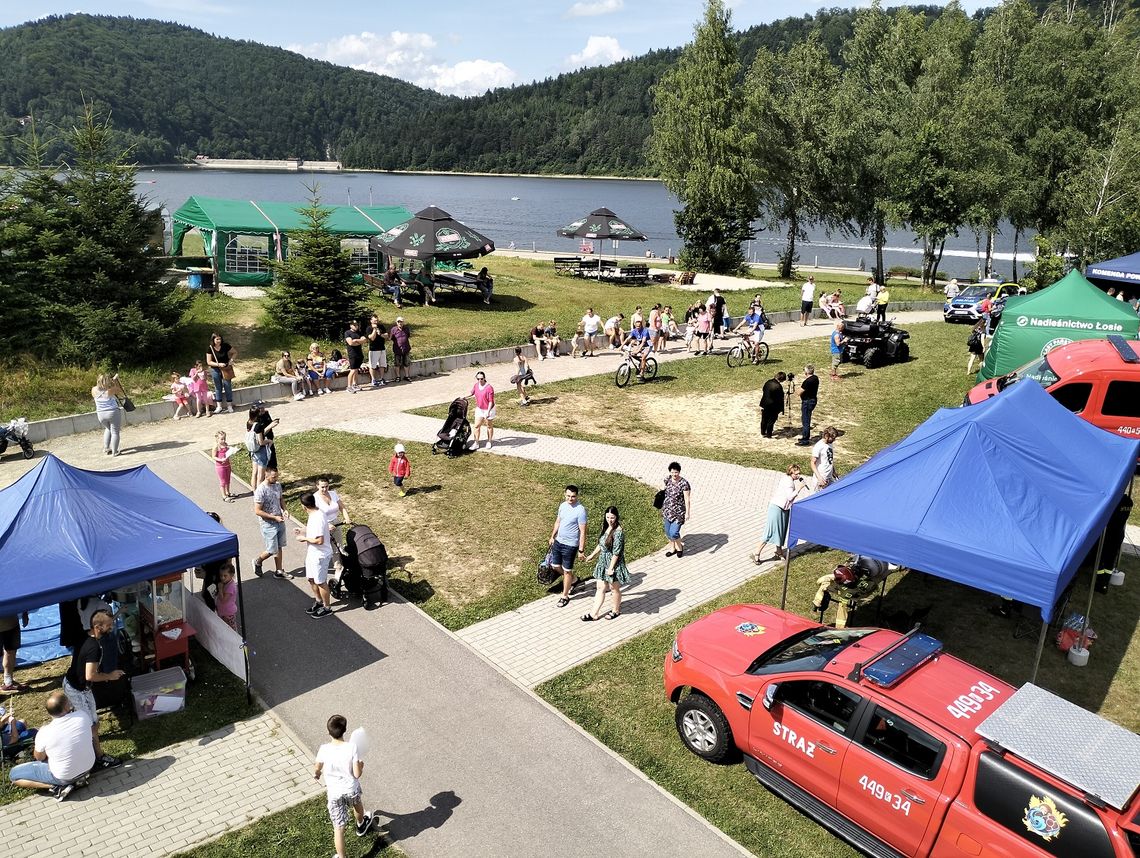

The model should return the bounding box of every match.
[978,270,1140,380]
[170,196,415,286]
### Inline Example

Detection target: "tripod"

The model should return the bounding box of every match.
[784,377,796,425]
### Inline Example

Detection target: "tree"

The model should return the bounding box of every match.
[266,187,368,338]
[649,0,756,273]
[742,36,846,279]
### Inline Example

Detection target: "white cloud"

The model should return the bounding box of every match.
[566,0,623,18]
[564,36,629,70]
[289,31,517,97]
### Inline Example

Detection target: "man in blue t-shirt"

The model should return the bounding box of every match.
[548,485,588,607]
[623,319,653,377]
[829,321,847,380]
[734,307,767,362]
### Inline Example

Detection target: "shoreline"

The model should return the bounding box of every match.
[130,162,659,181]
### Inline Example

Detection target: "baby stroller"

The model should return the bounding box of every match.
[431,397,472,458]
[330,524,388,610]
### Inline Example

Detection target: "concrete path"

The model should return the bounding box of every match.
[0,711,320,858]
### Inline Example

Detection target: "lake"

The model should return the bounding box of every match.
[137,167,1031,279]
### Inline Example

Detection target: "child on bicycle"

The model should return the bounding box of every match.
[622,318,654,378]
[734,305,768,363]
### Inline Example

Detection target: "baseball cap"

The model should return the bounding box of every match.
[395,316,404,322]
[394,443,406,453]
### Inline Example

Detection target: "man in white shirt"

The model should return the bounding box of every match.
[811,426,839,490]
[314,714,377,856]
[580,308,601,356]
[296,492,334,618]
[8,691,95,801]
[800,276,816,326]
[865,276,882,301]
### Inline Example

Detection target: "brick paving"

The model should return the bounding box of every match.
[0,711,321,858]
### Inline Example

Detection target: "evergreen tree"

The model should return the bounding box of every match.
[649,0,756,273]
[266,188,368,338]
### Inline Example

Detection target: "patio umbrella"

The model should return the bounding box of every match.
[557,207,648,242]
[368,205,495,263]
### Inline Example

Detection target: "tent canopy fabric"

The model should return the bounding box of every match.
[170,197,415,286]
[787,381,1139,622]
[1086,251,1140,292]
[979,270,1139,380]
[0,456,238,616]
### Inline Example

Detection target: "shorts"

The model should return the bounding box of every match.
[327,786,361,828]
[306,552,332,584]
[550,540,578,570]
[251,446,269,467]
[260,518,287,553]
[393,351,410,368]
[831,353,843,371]
[8,760,71,788]
[663,517,683,540]
[750,330,765,344]
[474,405,496,421]
[0,625,19,653]
[348,354,364,370]
[368,350,387,369]
[801,300,813,314]
[62,679,97,726]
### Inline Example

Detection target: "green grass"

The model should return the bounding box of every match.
[538,552,1140,858]
[417,320,975,477]
[172,795,403,858]
[251,429,663,630]
[1,641,260,807]
[0,257,943,422]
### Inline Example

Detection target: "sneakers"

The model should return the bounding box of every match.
[372,380,382,388]
[51,783,76,802]
[273,569,287,580]
[213,404,224,415]
[311,606,333,619]
[319,388,329,396]
[225,405,234,413]
[398,490,407,498]
[293,393,305,401]
[306,602,320,616]
[348,385,359,394]
[356,811,377,836]
[94,754,121,770]
[484,440,492,449]
[252,558,264,577]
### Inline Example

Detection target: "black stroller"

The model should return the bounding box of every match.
[330,524,389,610]
[431,397,472,458]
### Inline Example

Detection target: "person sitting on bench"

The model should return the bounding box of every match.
[474,267,493,305]
[414,266,436,306]
[381,267,403,309]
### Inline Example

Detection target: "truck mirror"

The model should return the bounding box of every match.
[763,683,779,710]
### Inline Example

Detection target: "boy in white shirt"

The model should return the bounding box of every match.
[295,492,334,618]
[314,714,376,856]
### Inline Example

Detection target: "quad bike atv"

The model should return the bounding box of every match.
[842,316,911,368]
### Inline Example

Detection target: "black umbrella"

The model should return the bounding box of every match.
[557,207,648,242]
[369,205,495,263]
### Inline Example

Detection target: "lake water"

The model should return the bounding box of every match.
[137,167,1031,278]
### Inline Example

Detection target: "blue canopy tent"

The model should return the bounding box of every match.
[0,456,246,687]
[1086,251,1140,296]
[784,381,1139,680]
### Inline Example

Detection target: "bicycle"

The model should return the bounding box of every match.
[726,334,769,368]
[615,347,658,387]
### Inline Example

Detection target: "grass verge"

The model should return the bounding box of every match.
[538,552,1140,857]
[1,640,260,808]
[172,795,403,858]
[257,430,663,630]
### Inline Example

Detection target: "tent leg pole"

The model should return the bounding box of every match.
[780,553,793,611]
[1031,621,1047,685]
[1077,530,1106,651]
[234,549,252,703]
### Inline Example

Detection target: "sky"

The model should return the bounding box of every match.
[3,1,992,97]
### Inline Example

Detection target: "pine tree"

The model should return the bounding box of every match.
[266,188,368,338]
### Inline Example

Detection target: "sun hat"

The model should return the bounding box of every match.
[394,443,405,453]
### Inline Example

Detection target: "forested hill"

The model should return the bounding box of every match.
[0,8,950,174]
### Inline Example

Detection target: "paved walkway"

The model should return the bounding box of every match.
[0,712,320,858]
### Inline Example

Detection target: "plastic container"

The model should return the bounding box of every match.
[132,666,187,719]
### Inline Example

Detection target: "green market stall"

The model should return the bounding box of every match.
[978,270,1140,380]
[170,196,414,286]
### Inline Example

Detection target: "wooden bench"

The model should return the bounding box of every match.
[554,256,583,275]
[618,264,649,283]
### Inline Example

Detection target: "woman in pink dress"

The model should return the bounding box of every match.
[188,360,210,417]
[468,371,496,449]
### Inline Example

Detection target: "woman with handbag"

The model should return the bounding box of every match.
[661,461,692,557]
[91,373,127,456]
[750,464,809,564]
[206,332,236,414]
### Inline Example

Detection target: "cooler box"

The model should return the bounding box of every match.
[132,666,187,719]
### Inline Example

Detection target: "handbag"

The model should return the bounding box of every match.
[120,396,135,412]
[536,549,560,586]
[653,489,666,510]
[220,364,236,381]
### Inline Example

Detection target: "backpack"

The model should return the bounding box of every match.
[245,428,260,453]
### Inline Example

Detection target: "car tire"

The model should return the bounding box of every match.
[676,692,733,763]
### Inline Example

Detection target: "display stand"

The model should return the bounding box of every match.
[140,571,197,677]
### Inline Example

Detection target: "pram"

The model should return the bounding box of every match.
[330,524,389,610]
[431,397,472,458]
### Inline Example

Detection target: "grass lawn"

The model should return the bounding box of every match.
[0,640,259,808]
[0,256,942,422]
[538,551,1140,858]
[172,795,403,858]
[253,430,663,630]
[418,320,976,478]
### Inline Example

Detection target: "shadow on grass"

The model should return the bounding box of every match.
[405,484,442,497]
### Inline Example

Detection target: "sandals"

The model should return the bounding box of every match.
[557,597,570,608]
[665,550,676,557]
[581,613,597,622]
[606,611,620,620]
[749,553,762,565]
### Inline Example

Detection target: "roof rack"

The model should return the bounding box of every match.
[847,625,943,687]
[1107,334,1140,364]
